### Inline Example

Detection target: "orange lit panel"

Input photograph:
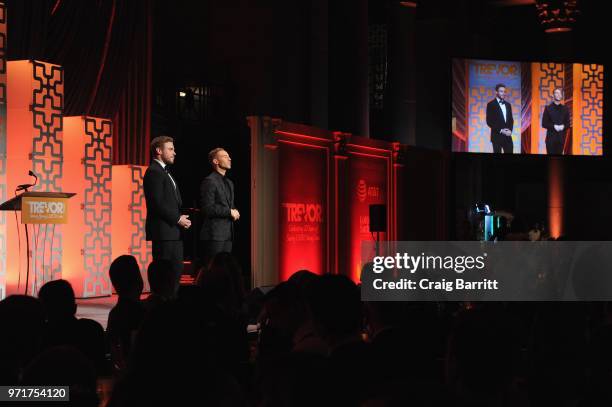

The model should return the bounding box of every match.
[111,165,151,292]
[6,60,63,296]
[572,63,603,156]
[0,0,7,299]
[63,116,112,297]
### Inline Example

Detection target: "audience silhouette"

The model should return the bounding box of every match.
[1,253,612,407]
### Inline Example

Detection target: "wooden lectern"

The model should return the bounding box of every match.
[0,191,76,294]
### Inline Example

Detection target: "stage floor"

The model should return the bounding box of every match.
[76,295,119,330]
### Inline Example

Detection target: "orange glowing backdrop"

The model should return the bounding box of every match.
[0,0,7,299]
[5,60,64,296]
[111,165,152,292]
[63,116,113,297]
[0,59,151,299]
[530,62,603,155]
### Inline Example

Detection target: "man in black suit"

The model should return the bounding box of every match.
[486,83,514,154]
[143,135,191,295]
[542,87,570,155]
[200,148,239,267]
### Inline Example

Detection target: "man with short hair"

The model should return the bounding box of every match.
[486,83,515,154]
[143,135,191,295]
[200,148,239,268]
[542,87,571,155]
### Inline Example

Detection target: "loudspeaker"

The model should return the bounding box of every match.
[369,204,386,232]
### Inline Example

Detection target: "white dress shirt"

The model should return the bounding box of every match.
[154,159,182,225]
[154,159,177,190]
[497,97,507,123]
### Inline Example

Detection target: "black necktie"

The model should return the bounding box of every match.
[499,101,504,106]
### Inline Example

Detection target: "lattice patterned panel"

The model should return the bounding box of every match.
[64,116,112,297]
[572,64,603,156]
[112,165,151,292]
[6,60,63,296]
[0,0,6,299]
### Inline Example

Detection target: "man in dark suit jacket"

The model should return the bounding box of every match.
[143,135,191,295]
[486,83,514,154]
[200,148,239,267]
[541,87,570,155]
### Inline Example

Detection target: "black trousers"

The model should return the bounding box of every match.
[151,240,184,294]
[492,135,513,154]
[546,134,565,155]
[201,240,233,269]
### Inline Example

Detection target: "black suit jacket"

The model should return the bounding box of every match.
[143,160,183,241]
[200,171,234,241]
[486,98,514,144]
[541,103,570,138]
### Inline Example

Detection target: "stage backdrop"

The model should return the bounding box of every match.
[0,0,155,298]
[339,135,391,282]
[278,141,327,281]
[0,59,152,299]
[111,165,152,292]
[248,117,400,286]
[530,62,603,155]
[5,60,64,297]
[63,116,113,297]
[0,0,7,300]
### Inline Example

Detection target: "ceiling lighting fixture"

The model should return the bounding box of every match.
[535,0,579,33]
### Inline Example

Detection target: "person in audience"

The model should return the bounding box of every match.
[529,303,589,407]
[38,279,106,376]
[0,295,46,383]
[364,301,440,384]
[286,270,326,355]
[308,274,374,404]
[196,252,246,322]
[256,282,303,358]
[528,222,546,241]
[142,259,176,313]
[255,277,331,406]
[195,252,250,386]
[4,265,609,407]
[446,306,525,406]
[107,255,145,374]
[587,302,612,405]
[107,298,247,406]
[21,346,99,407]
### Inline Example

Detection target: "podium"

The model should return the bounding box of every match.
[0,191,76,295]
[0,192,75,212]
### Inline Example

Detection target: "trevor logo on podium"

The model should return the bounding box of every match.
[22,196,69,224]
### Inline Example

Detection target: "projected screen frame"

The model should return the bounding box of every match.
[450,57,605,157]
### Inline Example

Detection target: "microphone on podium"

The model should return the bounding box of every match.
[15,170,39,192]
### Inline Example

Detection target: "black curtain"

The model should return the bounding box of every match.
[7,0,151,165]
